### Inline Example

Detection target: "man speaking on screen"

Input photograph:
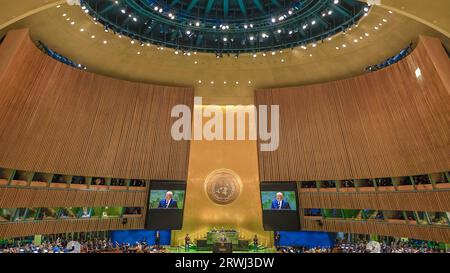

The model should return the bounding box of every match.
[271,192,291,210]
[158,191,178,209]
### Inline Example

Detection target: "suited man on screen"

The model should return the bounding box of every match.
[158,191,178,209]
[271,192,291,210]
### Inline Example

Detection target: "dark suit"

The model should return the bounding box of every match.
[271,199,291,210]
[158,199,178,208]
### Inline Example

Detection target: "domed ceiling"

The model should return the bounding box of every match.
[1,0,449,104]
[82,0,369,54]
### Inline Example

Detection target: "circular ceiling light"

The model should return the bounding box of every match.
[82,0,369,55]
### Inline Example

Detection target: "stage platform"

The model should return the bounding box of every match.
[167,246,278,254]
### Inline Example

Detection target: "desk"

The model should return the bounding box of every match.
[213,242,232,253]
[207,231,239,245]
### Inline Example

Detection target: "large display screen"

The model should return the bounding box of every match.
[145,181,186,230]
[260,182,300,231]
[149,190,185,209]
[261,191,297,210]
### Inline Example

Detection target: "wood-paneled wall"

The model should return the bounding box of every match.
[256,36,450,181]
[0,29,193,180]
[299,191,450,212]
[0,217,144,238]
[0,186,147,208]
[302,218,450,242]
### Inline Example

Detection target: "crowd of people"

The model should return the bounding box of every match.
[0,238,167,253]
[1,236,447,254]
[279,240,448,253]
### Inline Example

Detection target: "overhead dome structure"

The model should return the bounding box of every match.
[82,0,370,54]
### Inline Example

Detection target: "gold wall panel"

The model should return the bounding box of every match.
[173,105,272,246]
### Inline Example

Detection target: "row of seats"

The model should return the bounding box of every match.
[0,168,147,189]
[303,208,450,226]
[37,41,86,70]
[365,42,413,72]
[299,172,450,192]
[0,206,143,222]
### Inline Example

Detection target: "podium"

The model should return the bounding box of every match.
[196,230,249,252]
[213,242,233,253]
[207,231,239,245]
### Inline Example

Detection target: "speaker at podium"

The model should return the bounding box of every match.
[213,242,233,253]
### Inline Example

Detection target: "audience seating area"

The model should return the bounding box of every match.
[365,43,413,72]
[279,239,447,253]
[37,41,86,70]
[0,207,143,223]
[0,167,147,191]
[299,172,450,193]
[1,233,447,253]
[303,208,450,227]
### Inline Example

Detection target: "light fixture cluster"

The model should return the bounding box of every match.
[82,0,370,55]
[59,2,390,61]
[54,3,397,86]
[334,10,393,51]
[197,80,253,85]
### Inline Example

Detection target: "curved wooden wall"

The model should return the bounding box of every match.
[0,217,144,238]
[299,190,450,212]
[0,186,147,208]
[256,35,450,181]
[0,29,193,180]
[302,218,450,243]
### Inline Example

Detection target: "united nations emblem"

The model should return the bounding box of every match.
[204,169,242,205]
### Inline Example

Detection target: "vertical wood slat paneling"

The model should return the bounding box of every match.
[0,29,193,181]
[0,217,144,238]
[302,218,450,242]
[0,186,147,208]
[256,36,450,181]
[298,190,450,212]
